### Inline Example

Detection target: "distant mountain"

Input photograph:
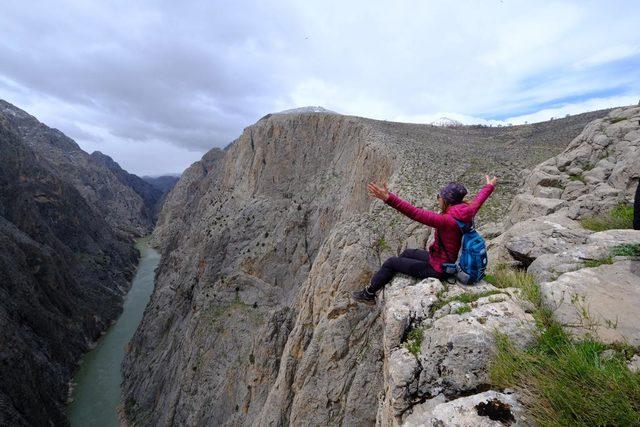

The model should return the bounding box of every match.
[142,174,181,193]
[276,106,337,114]
[89,151,163,220]
[0,100,157,236]
[430,117,463,127]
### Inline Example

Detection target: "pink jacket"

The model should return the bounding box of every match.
[385,184,495,273]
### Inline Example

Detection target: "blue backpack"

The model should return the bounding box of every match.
[438,218,488,285]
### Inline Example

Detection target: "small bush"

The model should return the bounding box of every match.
[584,256,614,268]
[612,243,640,257]
[404,327,423,356]
[580,203,634,231]
[568,174,586,183]
[454,304,472,315]
[609,117,627,124]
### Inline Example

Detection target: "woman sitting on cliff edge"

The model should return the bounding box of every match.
[352,175,498,305]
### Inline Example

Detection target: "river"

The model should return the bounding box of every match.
[67,238,160,426]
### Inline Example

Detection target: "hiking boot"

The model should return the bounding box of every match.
[352,288,376,306]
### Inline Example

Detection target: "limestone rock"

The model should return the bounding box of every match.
[507,194,567,225]
[540,260,640,345]
[417,289,535,398]
[628,355,640,373]
[503,216,591,266]
[403,390,530,427]
[527,229,640,282]
[377,279,535,425]
[506,106,640,228]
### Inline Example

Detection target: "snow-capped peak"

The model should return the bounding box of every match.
[276,106,337,114]
[430,117,463,127]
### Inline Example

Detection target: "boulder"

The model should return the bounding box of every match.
[540,260,640,345]
[504,226,590,266]
[416,287,535,398]
[507,195,567,225]
[403,390,530,427]
[527,229,640,282]
[377,279,535,425]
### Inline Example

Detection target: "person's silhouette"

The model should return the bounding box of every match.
[634,179,640,230]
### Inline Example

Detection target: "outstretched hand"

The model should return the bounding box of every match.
[368,181,390,201]
[485,175,498,186]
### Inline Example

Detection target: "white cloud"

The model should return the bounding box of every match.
[0,0,639,175]
[505,94,640,124]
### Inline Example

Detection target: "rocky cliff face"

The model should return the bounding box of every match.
[0,115,139,426]
[0,100,160,236]
[123,108,610,426]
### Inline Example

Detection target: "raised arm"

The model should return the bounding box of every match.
[467,175,497,214]
[385,193,450,228]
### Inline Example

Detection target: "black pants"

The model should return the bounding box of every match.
[368,248,443,294]
[634,180,640,230]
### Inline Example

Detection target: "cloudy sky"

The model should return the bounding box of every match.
[1,1,639,175]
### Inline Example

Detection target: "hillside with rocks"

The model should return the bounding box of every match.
[122,107,615,426]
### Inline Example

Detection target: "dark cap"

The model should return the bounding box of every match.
[439,182,467,205]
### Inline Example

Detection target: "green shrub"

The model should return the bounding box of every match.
[609,117,627,124]
[454,304,472,315]
[580,203,634,231]
[404,327,424,356]
[612,244,640,257]
[568,174,586,183]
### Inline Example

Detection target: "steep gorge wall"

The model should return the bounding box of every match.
[0,117,138,425]
[123,109,611,425]
[0,99,175,425]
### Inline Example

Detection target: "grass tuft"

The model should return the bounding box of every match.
[580,203,634,231]
[485,265,540,307]
[454,304,472,315]
[584,256,614,268]
[404,327,424,356]
[490,333,640,426]
[568,174,586,183]
[612,243,640,257]
[431,290,503,313]
[609,117,627,124]
[488,266,640,426]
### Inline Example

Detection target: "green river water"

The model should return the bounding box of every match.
[67,239,160,426]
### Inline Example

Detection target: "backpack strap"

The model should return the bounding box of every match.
[453,217,474,234]
[436,215,474,262]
